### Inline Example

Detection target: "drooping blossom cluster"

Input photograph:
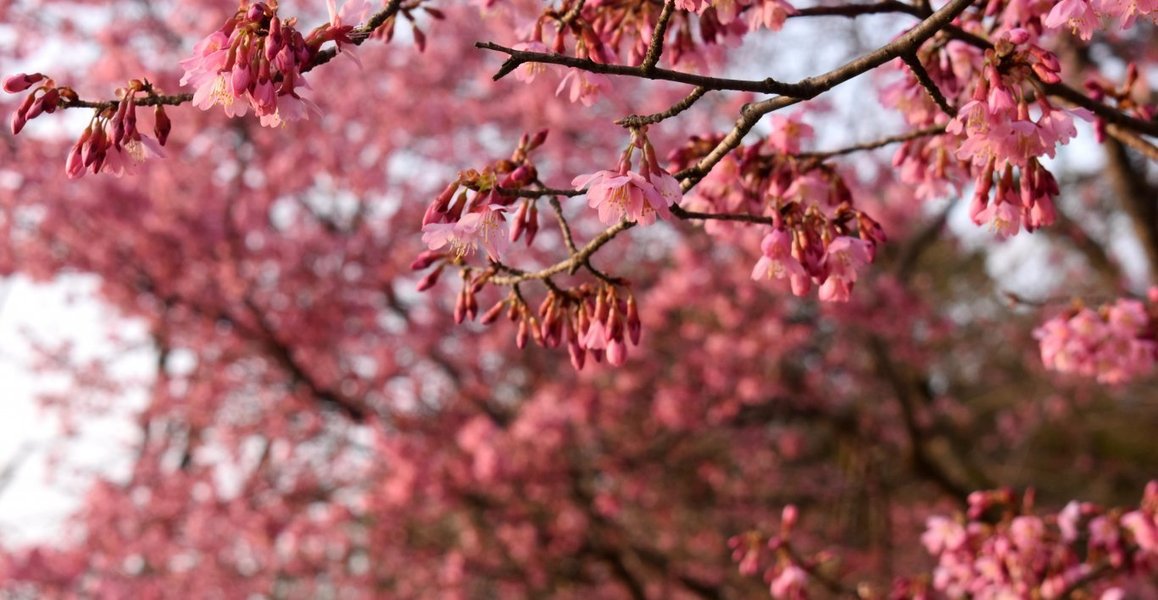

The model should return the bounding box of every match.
[670,115,884,302]
[5,75,170,178]
[179,0,370,127]
[572,129,680,226]
[1034,293,1157,384]
[923,485,1158,598]
[1043,0,1157,39]
[946,29,1091,238]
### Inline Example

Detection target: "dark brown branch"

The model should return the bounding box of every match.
[477,41,806,96]
[791,0,923,18]
[641,1,676,72]
[902,52,957,117]
[797,125,945,161]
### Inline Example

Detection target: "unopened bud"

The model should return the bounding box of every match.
[626,295,641,345]
[480,301,505,325]
[416,265,444,291]
[3,72,45,94]
[154,106,171,146]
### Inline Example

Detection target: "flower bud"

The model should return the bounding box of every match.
[4,73,46,93]
[480,301,505,325]
[416,265,444,291]
[626,295,641,345]
[154,106,172,146]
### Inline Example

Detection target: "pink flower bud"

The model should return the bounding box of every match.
[516,319,529,349]
[454,290,467,324]
[416,265,444,291]
[410,250,444,271]
[154,106,171,146]
[480,301,505,325]
[606,338,627,366]
[626,295,641,345]
[524,203,538,246]
[3,73,46,93]
[529,129,549,149]
[1006,28,1030,45]
[568,340,586,371]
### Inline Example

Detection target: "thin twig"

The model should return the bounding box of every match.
[616,86,709,128]
[489,220,634,285]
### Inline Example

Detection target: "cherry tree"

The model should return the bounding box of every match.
[1,0,1156,597]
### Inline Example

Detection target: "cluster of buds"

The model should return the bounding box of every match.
[179,0,370,127]
[1033,292,1157,384]
[946,29,1091,237]
[419,130,548,264]
[6,75,171,178]
[924,484,1158,598]
[485,285,644,370]
[5,73,75,135]
[572,128,680,226]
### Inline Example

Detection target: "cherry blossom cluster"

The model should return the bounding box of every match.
[1044,0,1157,40]
[1034,292,1157,384]
[1083,63,1156,142]
[947,29,1090,238]
[673,115,885,302]
[923,485,1158,598]
[6,75,171,178]
[179,0,371,127]
[573,128,681,226]
[417,130,548,269]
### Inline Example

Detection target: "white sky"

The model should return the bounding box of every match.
[0,275,149,544]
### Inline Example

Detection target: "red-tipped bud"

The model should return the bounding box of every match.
[38,88,60,114]
[3,73,45,94]
[154,106,171,146]
[524,203,539,247]
[529,129,549,150]
[568,340,586,371]
[465,290,478,321]
[1006,28,1030,45]
[480,300,506,325]
[413,27,426,52]
[10,110,27,136]
[410,250,445,271]
[509,201,528,242]
[454,290,467,324]
[416,265,444,291]
[626,295,641,345]
[1031,63,1060,85]
[516,319,529,349]
[606,339,627,366]
[247,2,268,21]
